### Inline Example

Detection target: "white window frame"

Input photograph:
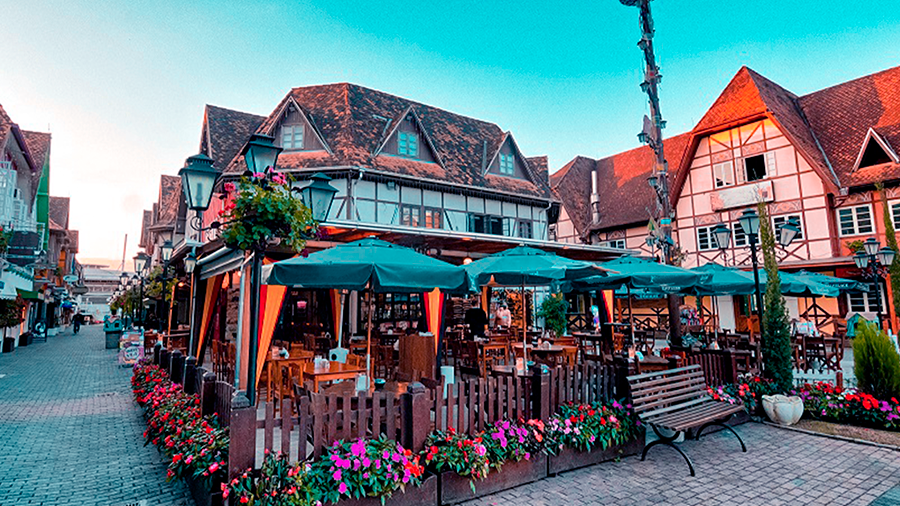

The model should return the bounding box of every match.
[773,214,804,240]
[281,124,304,150]
[848,288,883,314]
[837,205,874,236]
[713,161,734,188]
[890,200,900,228]
[697,226,720,251]
[602,239,626,249]
[733,222,748,248]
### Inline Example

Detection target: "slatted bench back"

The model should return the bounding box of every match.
[627,365,710,420]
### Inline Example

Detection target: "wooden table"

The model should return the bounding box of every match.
[490,364,526,377]
[320,379,409,397]
[633,354,675,374]
[301,361,365,393]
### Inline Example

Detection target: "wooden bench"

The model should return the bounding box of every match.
[627,365,746,476]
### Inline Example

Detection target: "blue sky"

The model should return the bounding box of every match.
[1,0,897,264]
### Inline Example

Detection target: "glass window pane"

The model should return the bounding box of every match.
[838,209,855,235]
[856,206,873,234]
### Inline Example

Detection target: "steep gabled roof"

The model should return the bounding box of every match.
[139,209,152,248]
[150,175,181,230]
[48,196,70,231]
[203,105,266,171]
[22,131,50,200]
[799,65,900,187]
[0,104,13,141]
[65,230,79,253]
[681,66,838,197]
[223,83,553,201]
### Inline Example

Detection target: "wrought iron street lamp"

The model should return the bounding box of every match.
[133,252,150,326]
[300,173,339,222]
[184,252,197,274]
[853,238,895,326]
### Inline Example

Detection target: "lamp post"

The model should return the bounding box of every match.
[158,240,173,331]
[184,250,198,356]
[133,252,149,326]
[715,210,799,332]
[853,237,896,327]
[179,136,336,404]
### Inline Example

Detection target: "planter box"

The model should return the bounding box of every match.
[339,474,437,506]
[548,433,645,475]
[440,455,548,505]
[187,474,223,506]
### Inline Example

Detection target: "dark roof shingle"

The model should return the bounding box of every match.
[223,83,552,201]
[48,196,70,231]
[204,105,266,171]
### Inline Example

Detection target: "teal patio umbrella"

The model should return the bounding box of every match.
[464,245,610,361]
[263,237,470,381]
[574,256,704,293]
[790,270,868,293]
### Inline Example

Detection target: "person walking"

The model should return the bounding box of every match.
[73,311,84,334]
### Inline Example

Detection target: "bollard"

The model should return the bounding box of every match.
[401,382,429,453]
[200,370,217,417]
[530,363,551,422]
[159,348,170,372]
[170,350,185,384]
[153,342,162,365]
[183,357,197,394]
[228,392,256,481]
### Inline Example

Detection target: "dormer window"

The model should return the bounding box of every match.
[744,154,766,182]
[398,132,418,158]
[854,128,898,170]
[281,125,304,150]
[499,154,514,175]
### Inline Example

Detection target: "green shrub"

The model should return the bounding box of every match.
[537,293,569,337]
[758,202,793,392]
[853,321,900,401]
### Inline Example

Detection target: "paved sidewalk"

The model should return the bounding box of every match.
[0,325,193,506]
[465,422,900,506]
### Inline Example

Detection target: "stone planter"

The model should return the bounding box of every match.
[338,474,437,506]
[762,395,804,426]
[187,474,222,506]
[440,455,548,505]
[548,433,645,475]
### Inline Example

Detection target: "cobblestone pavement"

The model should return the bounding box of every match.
[465,423,900,506]
[0,325,193,506]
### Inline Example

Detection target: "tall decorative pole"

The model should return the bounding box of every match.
[620,0,682,345]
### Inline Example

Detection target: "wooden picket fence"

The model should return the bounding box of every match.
[682,349,738,387]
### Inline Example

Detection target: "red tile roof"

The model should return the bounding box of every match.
[222,83,553,201]
[48,196,69,231]
[152,175,181,229]
[22,130,50,200]
[557,64,900,238]
[799,65,900,186]
[0,104,13,140]
[203,105,265,171]
[553,134,692,236]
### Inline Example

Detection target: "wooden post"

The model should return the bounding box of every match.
[228,391,256,480]
[200,370,217,417]
[723,349,738,385]
[530,363,550,422]
[160,348,170,372]
[170,350,184,384]
[613,356,631,401]
[401,382,429,453]
[183,357,197,394]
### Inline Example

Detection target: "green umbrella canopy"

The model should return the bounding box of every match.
[574,256,704,294]
[262,237,470,293]
[791,270,868,293]
[691,263,839,297]
[464,245,609,287]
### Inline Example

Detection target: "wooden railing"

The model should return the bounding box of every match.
[682,349,738,387]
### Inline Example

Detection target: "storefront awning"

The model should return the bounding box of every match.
[198,247,245,280]
[17,288,40,300]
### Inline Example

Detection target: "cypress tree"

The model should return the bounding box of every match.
[877,182,900,320]
[758,202,794,392]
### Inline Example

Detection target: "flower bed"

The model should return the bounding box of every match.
[132,360,228,506]
[545,401,644,475]
[791,382,900,431]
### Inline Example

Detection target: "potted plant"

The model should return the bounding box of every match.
[536,293,569,337]
[545,401,644,475]
[306,437,434,506]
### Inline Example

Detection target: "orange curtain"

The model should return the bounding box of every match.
[196,274,224,360]
[254,284,288,386]
[602,290,615,323]
[423,288,443,352]
[330,289,343,347]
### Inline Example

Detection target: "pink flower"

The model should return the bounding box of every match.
[209,462,219,473]
[338,482,348,495]
[350,439,366,457]
[333,470,342,481]
[362,457,371,467]
[252,172,265,178]
[224,182,235,192]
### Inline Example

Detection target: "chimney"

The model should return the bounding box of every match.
[590,167,600,224]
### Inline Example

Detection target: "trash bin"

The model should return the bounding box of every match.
[18,332,31,347]
[104,318,123,350]
[2,337,13,353]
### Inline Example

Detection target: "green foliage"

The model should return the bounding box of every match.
[0,226,13,254]
[877,183,900,320]
[224,452,311,506]
[537,293,569,336]
[853,321,900,401]
[757,202,794,392]
[845,239,866,253]
[219,172,318,253]
[0,297,25,328]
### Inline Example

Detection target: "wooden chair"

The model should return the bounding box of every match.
[346,354,364,368]
[628,365,747,476]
